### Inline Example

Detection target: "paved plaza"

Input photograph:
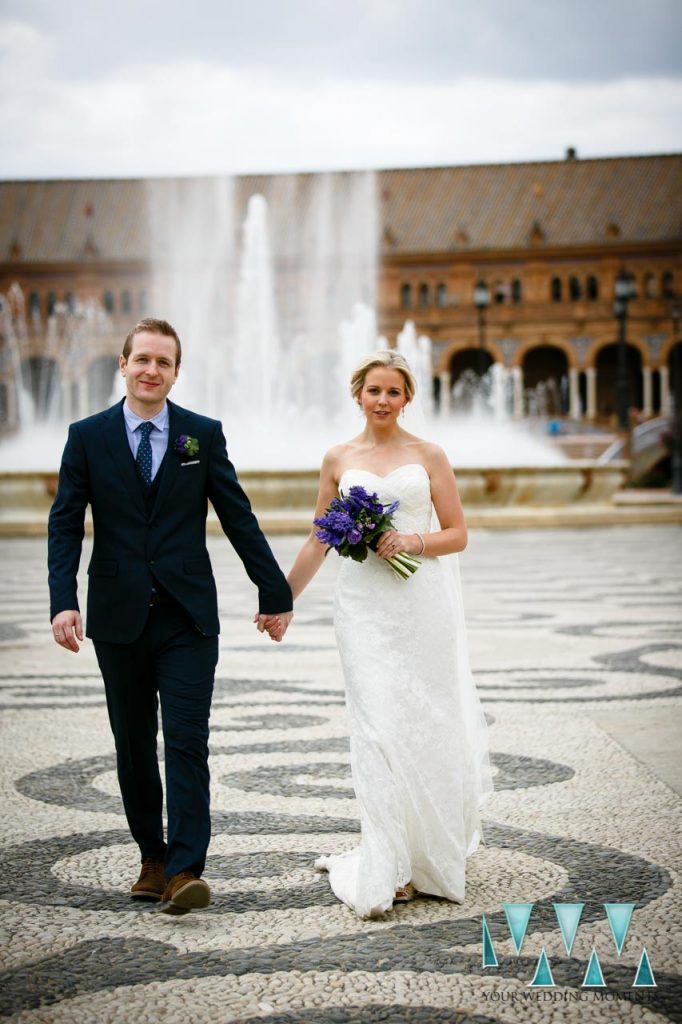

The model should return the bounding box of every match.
[1,526,681,1023]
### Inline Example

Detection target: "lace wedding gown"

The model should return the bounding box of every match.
[315,463,492,918]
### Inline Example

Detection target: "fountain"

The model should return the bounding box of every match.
[0,172,639,532]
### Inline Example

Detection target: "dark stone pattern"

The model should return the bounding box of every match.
[0,621,27,640]
[15,746,571,814]
[237,1012,500,1024]
[0,818,670,920]
[1,814,679,1017]
[212,713,329,732]
[2,532,681,1020]
[474,644,682,703]
[219,753,573,800]
[2,932,681,1020]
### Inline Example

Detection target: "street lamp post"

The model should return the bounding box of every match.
[613,269,636,431]
[671,300,682,495]
[474,278,491,379]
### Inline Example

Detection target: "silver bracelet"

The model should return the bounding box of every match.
[415,532,426,556]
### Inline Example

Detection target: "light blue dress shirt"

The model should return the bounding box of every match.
[122,401,169,482]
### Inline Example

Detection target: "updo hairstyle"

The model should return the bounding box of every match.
[350,350,416,405]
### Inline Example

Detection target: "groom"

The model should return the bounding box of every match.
[48,318,292,915]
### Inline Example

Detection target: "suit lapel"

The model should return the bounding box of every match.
[100,400,146,517]
[149,400,186,520]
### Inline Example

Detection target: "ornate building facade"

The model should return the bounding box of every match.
[0,153,680,432]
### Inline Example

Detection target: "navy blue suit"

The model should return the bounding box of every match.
[48,398,292,877]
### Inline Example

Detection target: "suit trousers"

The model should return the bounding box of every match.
[94,600,219,879]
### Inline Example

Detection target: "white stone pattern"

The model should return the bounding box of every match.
[0,526,680,1022]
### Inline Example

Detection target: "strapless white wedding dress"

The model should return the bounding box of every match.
[315,463,492,918]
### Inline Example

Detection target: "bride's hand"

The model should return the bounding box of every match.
[375,530,420,558]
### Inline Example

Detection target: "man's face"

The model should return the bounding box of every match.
[120,331,179,410]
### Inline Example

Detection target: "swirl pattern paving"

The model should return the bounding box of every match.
[0,527,681,1022]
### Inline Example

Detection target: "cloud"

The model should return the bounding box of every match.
[1,3,681,179]
[2,52,681,180]
[2,0,682,84]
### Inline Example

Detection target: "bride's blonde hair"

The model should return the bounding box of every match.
[350,351,416,404]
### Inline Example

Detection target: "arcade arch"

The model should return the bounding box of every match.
[20,357,62,420]
[87,355,120,413]
[595,343,643,421]
[522,346,569,416]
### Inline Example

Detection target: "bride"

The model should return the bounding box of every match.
[264,350,492,918]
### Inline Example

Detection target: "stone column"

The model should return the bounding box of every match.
[511,366,524,420]
[659,366,670,415]
[492,363,507,421]
[586,367,597,420]
[61,376,73,423]
[642,366,653,417]
[569,367,581,419]
[5,376,18,429]
[439,371,451,415]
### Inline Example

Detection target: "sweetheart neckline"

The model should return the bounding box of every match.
[338,463,429,482]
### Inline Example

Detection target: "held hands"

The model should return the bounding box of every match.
[254,610,293,642]
[51,610,84,653]
[375,530,423,559]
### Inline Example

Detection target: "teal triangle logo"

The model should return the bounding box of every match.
[481,914,498,967]
[633,947,656,987]
[529,948,555,987]
[582,947,606,987]
[604,902,635,955]
[553,902,584,955]
[502,902,534,955]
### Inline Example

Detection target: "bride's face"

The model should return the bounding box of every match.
[360,367,408,424]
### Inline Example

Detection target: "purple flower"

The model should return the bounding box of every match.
[174,434,200,457]
[313,483,420,583]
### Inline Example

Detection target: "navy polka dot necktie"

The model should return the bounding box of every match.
[136,421,154,485]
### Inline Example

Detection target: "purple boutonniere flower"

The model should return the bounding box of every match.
[174,434,200,458]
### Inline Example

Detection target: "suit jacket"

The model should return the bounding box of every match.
[48,398,292,643]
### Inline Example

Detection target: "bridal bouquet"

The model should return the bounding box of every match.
[314,485,421,581]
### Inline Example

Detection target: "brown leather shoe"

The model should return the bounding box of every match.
[159,871,211,916]
[131,858,166,901]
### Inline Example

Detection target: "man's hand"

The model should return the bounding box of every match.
[254,611,293,642]
[51,610,84,653]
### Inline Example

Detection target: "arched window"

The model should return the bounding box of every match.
[121,290,132,314]
[644,272,657,299]
[551,277,562,302]
[419,283,430,307]
[139,290,147,312]
[511,278,522,304]
[494,280,508,304]
[586,275,599,301]
[47,292,57,315]
[662,271,675,298]
[29,292,41,316]
[103,291,115,314]
[435,283,447,308]
[400,283,412,309]
[569,276,582,301]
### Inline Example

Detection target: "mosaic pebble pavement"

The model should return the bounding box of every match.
[0,525,681,1024]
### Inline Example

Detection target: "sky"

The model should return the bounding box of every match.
[1,0,681,180]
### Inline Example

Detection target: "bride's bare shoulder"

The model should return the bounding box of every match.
[401,434,444,462]
[321,441,360,480]
[417,441,452,472]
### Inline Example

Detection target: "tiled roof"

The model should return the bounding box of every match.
[0,155,680,263]
[379,155,682,251]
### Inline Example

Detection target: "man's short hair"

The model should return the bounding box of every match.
[122,318,182,368]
